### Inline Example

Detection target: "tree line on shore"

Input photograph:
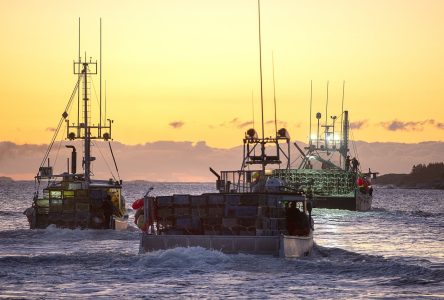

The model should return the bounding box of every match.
[375,162,444,189]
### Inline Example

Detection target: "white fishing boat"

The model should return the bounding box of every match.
[138,192,313,258]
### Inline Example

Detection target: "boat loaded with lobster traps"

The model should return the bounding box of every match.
[138,191,313,257]
[138,123,314,257]
[139,2,314,257]
[24,20,128,230]
[281,106,376,211]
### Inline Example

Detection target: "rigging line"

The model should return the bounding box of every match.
[53,100,75,171]
[39,78,81,171]
[349,124,359,162]
[92,141,117,181]
[91,76,101,113]
[272,51,277,135]
[108,141,120,180]
[52,124,67,171]
[252,90,255,129]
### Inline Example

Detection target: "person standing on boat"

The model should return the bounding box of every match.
[286,202,310,236]
[345,155,351,171]
[102,195,114,229]
[352,157,360,172]
[286,202,297,235]
[23,206,35,228]
[251,172,265,192]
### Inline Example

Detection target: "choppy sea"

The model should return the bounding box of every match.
[0,181,443,299]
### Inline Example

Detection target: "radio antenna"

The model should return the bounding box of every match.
[99,18,102,136]
[257,0,265,143]
[257,0,266,171]
[77,18,81,137]
[340,80,345,136]
[309,80,313,146]
[340,80,345,166]
[325,80,329,126]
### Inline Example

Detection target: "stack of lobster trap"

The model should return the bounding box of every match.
[153,193,290,236]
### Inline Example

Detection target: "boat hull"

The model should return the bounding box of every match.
[313,192,372,211]
[139,233,313,258]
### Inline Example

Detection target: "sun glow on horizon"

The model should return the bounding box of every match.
[1,0,444,148]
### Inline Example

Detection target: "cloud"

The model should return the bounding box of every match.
[380,119,435,131]
[2,140,444,180]
[46,127,56,132]
[350,120,368,130]
[238,121,254,128]
[169,121,184,129]
[265,120,288,128]
[218,118,253,129]
[436,123,444,130]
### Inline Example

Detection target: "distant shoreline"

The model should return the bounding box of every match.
[374,164,444,190]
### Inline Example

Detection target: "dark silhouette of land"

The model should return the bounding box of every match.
[0,176,13,182]
[375,162,444,189]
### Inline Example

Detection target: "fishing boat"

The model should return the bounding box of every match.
[24,20,128,230]
[139,0,313,257]
[139,192,313,258]
[273,102,376,211]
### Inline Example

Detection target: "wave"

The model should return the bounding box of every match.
[306,244,444,286]
[371,207,444,219]
[0,227,140,243]
[0,211,21,217]
[136,246,232,271]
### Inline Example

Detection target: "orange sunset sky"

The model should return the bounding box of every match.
[1,0,443,148]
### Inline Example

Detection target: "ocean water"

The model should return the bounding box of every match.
[0,181,443,299]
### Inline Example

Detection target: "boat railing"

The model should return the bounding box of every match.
[219,170,265,193]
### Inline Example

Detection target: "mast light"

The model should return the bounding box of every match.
[246,128,258,139]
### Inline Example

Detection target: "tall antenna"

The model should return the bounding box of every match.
[309,80,313,146]
[340,80,345,135]
[257,0,265,170]
[99,18,102,136]
[272,51,277,136]
[340,80,345,166]
[77,18,81,137]
[257,0,264,141]
[325,80,329,126]
[105,80,107,122]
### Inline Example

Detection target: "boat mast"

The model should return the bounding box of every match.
[99,18,102,138]
[82,61,92,183]
[272,51,277,137]
[342,110,349,169]
[77,18,81,139]
[340,80,345,167]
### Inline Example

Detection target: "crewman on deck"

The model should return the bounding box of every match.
[102,195,114,229]
[251,172,265,192]
[23,206,35,227]
[352,157,360,172]
[286,202,310,236]
[345,155,351,171]
[132,197,153,232]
